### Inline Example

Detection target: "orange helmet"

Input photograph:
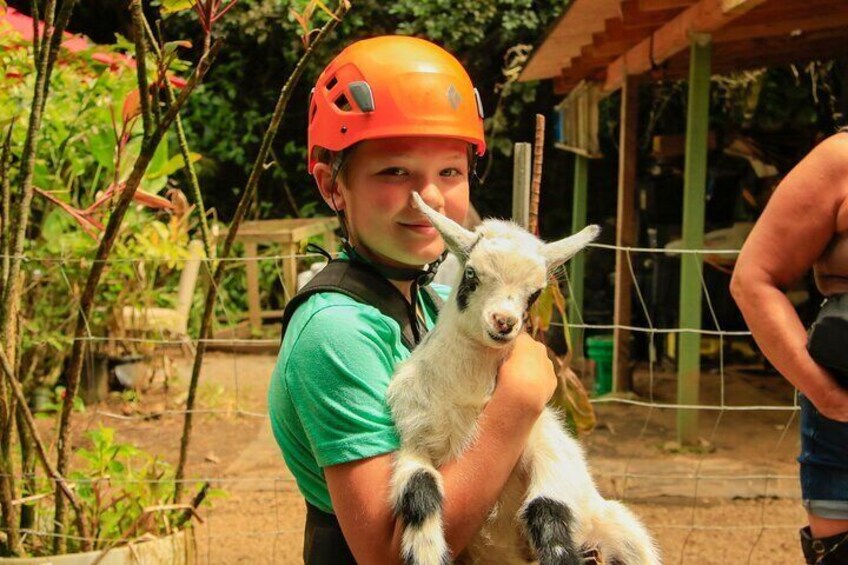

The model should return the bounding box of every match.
[307,36,486,173]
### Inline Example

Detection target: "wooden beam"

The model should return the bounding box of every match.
[571,53,618,72]
[604,0,767,92]
[639,0,698,10]
[555,68,607,96]
[677,34,711,446]
[582,37,636,59]
[553,75,570,95]
[715,11,848,44]
[621,1,684,28]
[721,0,757,13]
[612,74,640,394]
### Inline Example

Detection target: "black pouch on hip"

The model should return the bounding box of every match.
[807,294,848,388]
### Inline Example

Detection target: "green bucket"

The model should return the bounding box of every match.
[586,334,614,396]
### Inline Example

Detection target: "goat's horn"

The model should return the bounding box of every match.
[541,225,601,269]
[411,192,477,261]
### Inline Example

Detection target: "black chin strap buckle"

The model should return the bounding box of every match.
[416,250,448,286]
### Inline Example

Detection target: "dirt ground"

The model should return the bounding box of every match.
[65,351,809,564]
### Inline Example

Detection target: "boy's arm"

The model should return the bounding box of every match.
[731,134,848,422]
[325,334,556,564]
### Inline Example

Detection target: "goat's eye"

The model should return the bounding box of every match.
[464,266,477,281]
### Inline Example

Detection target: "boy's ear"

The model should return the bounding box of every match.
[313,162,345,212]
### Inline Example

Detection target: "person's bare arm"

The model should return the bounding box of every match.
[731,134,848,421]
[324,333,556,564]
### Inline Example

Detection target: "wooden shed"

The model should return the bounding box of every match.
[520,0,848,443]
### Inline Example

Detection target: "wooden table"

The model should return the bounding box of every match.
[231,217,339,332]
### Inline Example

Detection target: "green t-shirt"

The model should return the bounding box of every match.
[268,280,450,513]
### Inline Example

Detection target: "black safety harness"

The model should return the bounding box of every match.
[280,244,445,564]
[808,294,848,389]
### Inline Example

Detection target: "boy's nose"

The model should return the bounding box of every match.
[416,182,445,211]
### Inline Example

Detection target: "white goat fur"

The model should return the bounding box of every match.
[386,193,660,565]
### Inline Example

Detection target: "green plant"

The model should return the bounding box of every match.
[2,22,201,395]
[21,425,212,556]
[1,0,222,553]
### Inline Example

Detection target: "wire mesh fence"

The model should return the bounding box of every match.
[3,239,812,563]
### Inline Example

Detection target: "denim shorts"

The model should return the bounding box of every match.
[798,394,848,519]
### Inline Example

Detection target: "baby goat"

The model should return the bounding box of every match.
[386,193,660,565]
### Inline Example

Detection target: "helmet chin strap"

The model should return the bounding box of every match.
[341,239,447,287]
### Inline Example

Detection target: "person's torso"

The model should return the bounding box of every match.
[268,284,448,513]
[813,131,848,296]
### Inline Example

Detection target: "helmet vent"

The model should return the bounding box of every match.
[310,102,318,122]
[325,76,338,91]
[348,81,375,113]
[334,94,352,112]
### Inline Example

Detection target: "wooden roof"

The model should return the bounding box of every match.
[519,0,848,94]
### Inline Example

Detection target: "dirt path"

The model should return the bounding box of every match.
[75,352,808,563]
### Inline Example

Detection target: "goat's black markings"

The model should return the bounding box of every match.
[456,268,478,312]
[527,289,542,311]
[522,497,582,565]
[398,470,442,527]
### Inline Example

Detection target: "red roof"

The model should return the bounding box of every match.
[0,7,186,88]
[2,6,89,52]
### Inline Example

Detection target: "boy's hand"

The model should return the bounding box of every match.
[495,333,557,415]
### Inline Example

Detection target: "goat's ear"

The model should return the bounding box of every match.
[412,192,477,261]
[541,225,600,269]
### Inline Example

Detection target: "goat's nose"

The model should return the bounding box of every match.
[493,313,517,334]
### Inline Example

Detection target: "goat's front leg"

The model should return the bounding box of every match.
[391,448,450,565]
[518,411,592,565]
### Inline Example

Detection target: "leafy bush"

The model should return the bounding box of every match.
[1,25,196,394]
[23,425,214,555]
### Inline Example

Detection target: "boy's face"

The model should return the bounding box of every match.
[337,137,471,268]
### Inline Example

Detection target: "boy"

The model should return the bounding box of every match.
[268,36,558,564]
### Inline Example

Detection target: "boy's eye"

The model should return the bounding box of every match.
[377,167,408,177]
[440,167,464,178]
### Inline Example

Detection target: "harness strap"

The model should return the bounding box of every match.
[281,258,444,351]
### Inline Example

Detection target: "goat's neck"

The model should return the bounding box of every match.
[423,315,512,399]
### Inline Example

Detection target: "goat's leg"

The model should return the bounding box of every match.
[522,411,661,565]
[391,448,450,565]
[518,412,590,565]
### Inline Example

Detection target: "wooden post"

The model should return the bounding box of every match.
[677,33,711,445]
[568,154,589,360]
[283,242,299,305]
[613,73,639,393]
[243,241,262,333]
[512,143,532,229]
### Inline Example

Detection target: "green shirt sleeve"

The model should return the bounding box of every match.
[284,301,403,468]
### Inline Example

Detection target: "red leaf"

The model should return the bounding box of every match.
[122,89,141,123]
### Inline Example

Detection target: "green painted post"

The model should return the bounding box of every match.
[568,154,589,359]
[678,34,711,446]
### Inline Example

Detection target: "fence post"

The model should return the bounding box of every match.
[569,154,589,360]
[512,143,531,229]
[677,33,712,446]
